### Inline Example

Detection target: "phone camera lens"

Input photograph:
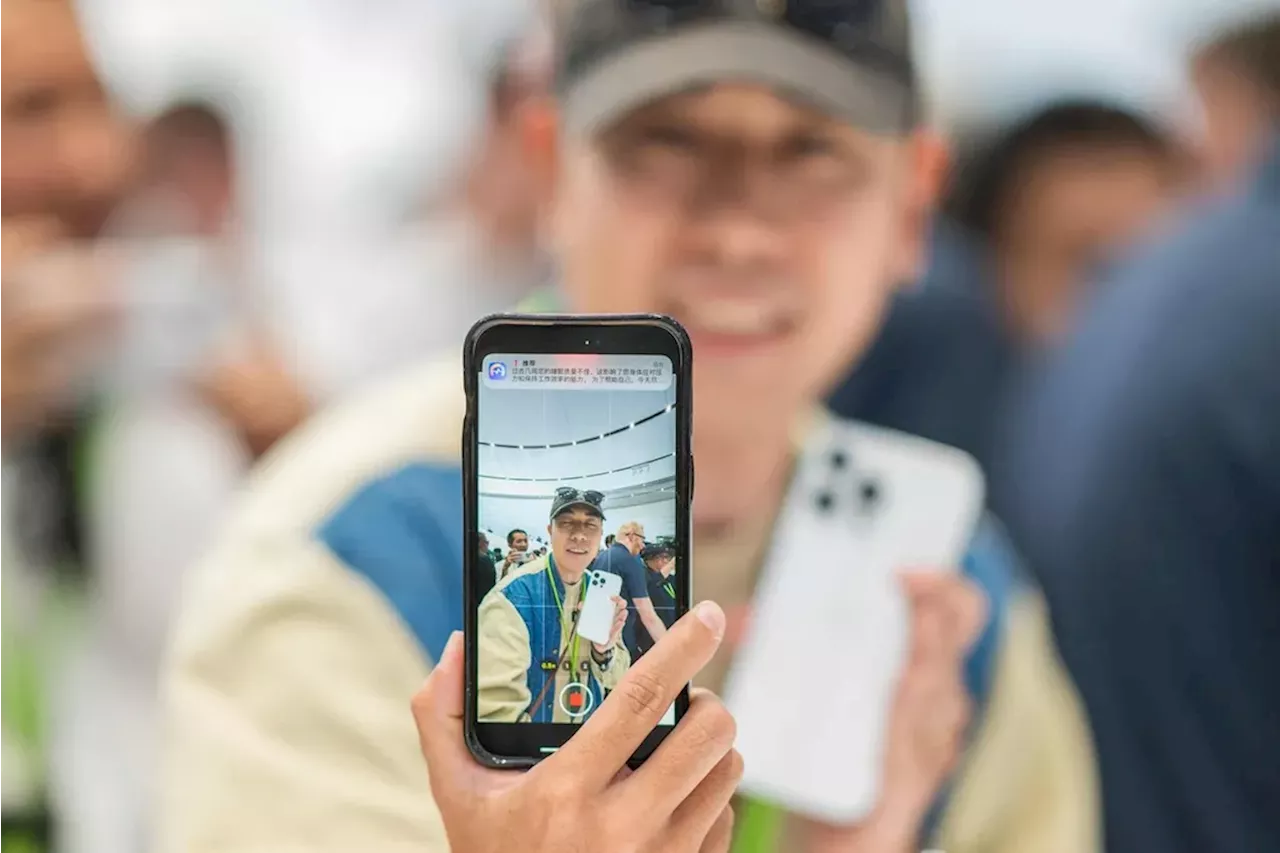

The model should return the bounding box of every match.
[858,479,881,508]
[815,491,835,513]
[829,450,848,471]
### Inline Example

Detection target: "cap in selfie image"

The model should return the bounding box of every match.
[557,0,918,136]
[640,543,674,562]
[549,486,607,520]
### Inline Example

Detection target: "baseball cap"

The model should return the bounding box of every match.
[549,487,608,520]
[640,543,675,561]
[556,0,919,136]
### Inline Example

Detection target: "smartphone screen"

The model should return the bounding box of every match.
[464,315,692,767]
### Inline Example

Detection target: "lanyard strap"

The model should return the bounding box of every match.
[663,581,675,600]
[545,559,590,685]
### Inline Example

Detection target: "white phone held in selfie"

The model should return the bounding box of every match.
[724,415,985,823]
[576,569,624,646]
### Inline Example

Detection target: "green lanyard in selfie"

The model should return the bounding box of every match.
[662,580,675,600]
[545,557,589,685]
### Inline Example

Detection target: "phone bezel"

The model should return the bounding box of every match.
[462,313,694,769]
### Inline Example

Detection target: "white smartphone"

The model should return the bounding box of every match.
[724,416,985,823]
[576,569,624,647]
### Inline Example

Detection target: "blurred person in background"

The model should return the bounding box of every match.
[499,527,531,577]
[995,31,1280,847]
[476,533,497,598]
[636,543,677,656]
[945,100,1182,348]
[159,3,1096,853]
[829,100,1179,477]
[1190,12,1280,191]
[593,520,668,659]
[47,97,308,853]
[2,0,136,849]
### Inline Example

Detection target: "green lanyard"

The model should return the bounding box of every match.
[545,558,588,685]
[662,580,675,600]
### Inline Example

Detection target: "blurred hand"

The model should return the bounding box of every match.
[792,570,988,853]
[413,601,742,853]
[2,217,116,442]
[196,345,310,457]
[595,594,628,654]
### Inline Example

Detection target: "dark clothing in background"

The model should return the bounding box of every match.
[829,219,1015,474]
[635,568,677,655]
[590,542,650,659]
[475,553,497,600]
[995,136,1280,853]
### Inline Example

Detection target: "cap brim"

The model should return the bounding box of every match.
[561,21,913,137]
[551,501,606,521]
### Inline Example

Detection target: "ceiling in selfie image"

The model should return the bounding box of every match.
[478,386,677,497]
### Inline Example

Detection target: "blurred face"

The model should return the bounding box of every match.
[547,509,603,577]
[143,133,232,236]
[994,147,1172,344]
[541,84,930,517]
[620,526,645,555]
[1192,57,1275,190]
[510,532,529,553]
[1,0,136,237]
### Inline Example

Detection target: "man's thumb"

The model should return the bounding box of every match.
[411,631,466,766]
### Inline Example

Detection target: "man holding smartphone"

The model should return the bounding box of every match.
[477,487,630,723]
[161,1,1093,852]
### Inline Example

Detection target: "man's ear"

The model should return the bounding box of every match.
[891,129,950,287]
[546,523,554,539]
[519,95,561,217]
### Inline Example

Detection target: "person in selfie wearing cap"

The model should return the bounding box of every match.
[636,543,678,655]
[161,2,1096,852]
[477,487,629,723]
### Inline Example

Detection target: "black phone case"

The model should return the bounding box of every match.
[461,313,694,769]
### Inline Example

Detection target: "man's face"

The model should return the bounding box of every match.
[995,147,1172,344]
[621,528,645,556]
[510,532,529,553]
[547,84,926,450]
[1192,58,1274,190]
[1,0,136,237]
[479,536,489,555]
[547,509,603,575]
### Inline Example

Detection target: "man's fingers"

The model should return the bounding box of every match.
[901,571,987,662]
[411,631,469,777]
[556,600,725,788]
[618,688,736,820]
[1,217,65,269]
[664,748,743,850]
[699,805,736,853]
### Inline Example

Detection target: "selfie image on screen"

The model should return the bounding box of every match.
[476,354,678,726]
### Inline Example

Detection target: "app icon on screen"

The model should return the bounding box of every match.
[488,361,507,381]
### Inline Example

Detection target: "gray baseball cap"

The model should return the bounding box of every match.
[557,0,919,136]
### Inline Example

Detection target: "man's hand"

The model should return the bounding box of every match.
[594,594,628,654]
[2,218,119,442]
[792,570,988,853]
[195,345,310,457]
[413,600,742,853]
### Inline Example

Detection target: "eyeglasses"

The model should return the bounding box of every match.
[555,487,605,505]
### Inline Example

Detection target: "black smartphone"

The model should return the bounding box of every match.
[462,313,693,768]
